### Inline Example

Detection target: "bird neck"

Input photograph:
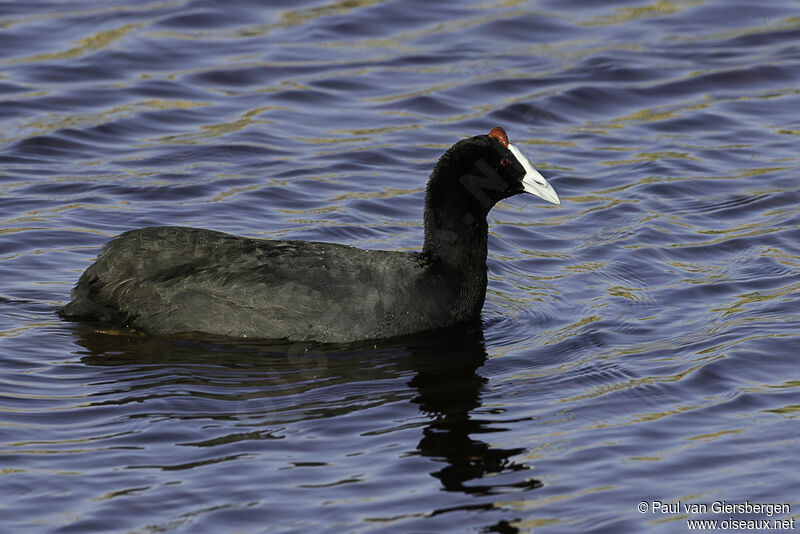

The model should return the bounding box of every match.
[421,167,490,274]
[422,198,489,320]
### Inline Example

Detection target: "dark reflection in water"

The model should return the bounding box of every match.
[74,324,542,532]
[71,321,540,529]
[408,329,536,498]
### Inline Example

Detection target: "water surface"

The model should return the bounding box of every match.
[1,0,799,532]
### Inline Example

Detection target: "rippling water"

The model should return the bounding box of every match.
[2,1,799,532]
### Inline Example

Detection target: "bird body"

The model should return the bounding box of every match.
[61,127,559,342]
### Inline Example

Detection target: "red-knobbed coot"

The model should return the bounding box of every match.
[60,127,560,342]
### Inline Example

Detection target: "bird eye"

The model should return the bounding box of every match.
[500,158,510,167]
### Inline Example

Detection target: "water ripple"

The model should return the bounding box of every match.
[2,1,800,532]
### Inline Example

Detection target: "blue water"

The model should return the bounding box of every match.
[1,1,799,532]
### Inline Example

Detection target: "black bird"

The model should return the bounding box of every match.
[60,127,560,342]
